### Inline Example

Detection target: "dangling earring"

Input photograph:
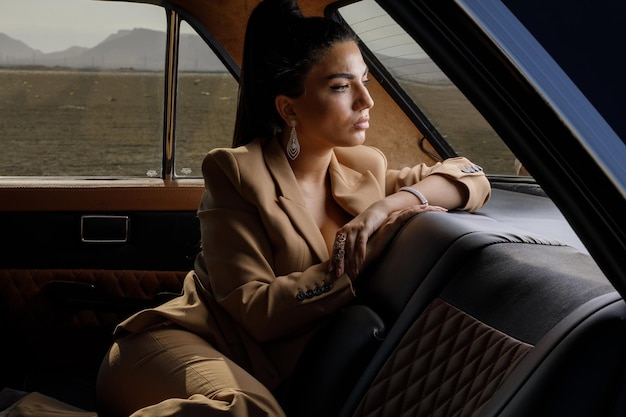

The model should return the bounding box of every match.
[287,119,300,160]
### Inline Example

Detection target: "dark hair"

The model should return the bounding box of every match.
[232,0,357,147]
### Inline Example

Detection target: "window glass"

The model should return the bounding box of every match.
[339,0,521,175]
[175,20,238,178]
[0,0,165,177]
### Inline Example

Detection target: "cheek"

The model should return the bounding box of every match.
[296,93,351,132]
[309,108,343,134]
[298,96,331,123]
[313,95,349,121]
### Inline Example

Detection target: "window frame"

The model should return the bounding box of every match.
[371,0,626,293]
[0,0,241,212]
[166,3,241,180]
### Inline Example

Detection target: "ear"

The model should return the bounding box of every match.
[275,95,296,126]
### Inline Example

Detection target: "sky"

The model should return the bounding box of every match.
[0,0,377,54]
[0,0,193,53]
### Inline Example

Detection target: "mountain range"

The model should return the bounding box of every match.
[0,28,226,72]
[0,28,449,83]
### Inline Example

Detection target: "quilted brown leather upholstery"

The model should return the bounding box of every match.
[1,269,185,307]
[0,269,186,398]
[352,298,532,417]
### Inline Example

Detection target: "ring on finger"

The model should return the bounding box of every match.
[334,233,346,249]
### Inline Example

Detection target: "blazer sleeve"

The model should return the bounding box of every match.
[385,156,491,212]
[198,150,356,343]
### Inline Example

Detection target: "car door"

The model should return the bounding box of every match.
[0,0,238,404]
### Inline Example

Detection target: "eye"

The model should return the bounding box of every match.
[331,84,349,92]
[362,78,371,88]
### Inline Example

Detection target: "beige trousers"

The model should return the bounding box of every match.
[96,327,285,417]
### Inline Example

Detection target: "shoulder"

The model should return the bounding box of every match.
[202,139,265,184]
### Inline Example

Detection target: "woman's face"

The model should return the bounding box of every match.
[289,41,374,152]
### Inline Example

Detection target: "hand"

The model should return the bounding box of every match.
[328,203,447,280]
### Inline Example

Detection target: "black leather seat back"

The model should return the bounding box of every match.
[338,213,626,417]
[279,304,386,417]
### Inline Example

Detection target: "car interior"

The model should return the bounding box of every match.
[1,0,625,416]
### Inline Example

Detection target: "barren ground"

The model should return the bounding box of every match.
[0,69,515,176]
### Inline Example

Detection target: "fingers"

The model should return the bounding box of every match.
[329,232,346,278]
[424,204,447,212]
[383,204,446,229]
[328,205,447,280]
[328,229,366,280]
[345,232,367,280]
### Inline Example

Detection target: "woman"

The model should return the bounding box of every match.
[96,0,491,416]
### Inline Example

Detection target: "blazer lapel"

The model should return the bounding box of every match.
[263,139,329,262]
[328,152,384,216]
[262,140,384,262]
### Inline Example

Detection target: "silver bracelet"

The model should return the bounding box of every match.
[399,186,429,206]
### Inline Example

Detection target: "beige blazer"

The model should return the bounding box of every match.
[117,136,491,389]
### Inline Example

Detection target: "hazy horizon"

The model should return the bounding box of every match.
[0,0,195,53]
[1,27,165,54]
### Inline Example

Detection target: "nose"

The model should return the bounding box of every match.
[354,82,374,110]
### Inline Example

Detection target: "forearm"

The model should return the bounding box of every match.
[334,160,483,280]
[399,174,467,210]
[387,157,491,212]
[367,174,465,223]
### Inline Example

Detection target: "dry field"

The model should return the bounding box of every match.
[0,69,238,177]
[0,68,515,177]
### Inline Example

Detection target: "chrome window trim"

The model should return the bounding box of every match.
[163,9,180,180]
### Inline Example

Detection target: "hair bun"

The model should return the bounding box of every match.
[250,0,302,26]
[244,0,304,73]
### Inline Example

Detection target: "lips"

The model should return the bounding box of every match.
[354,116,370,130]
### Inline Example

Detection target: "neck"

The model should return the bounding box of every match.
[279,132,333,185]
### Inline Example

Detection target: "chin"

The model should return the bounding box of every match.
[349,132,368,146]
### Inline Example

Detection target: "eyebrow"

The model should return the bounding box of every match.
[326,67,369,80]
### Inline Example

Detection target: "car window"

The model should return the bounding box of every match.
[0,0,237,179]
[338,0,521,176]
[175,20,237,178]
[0,0,167,177]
